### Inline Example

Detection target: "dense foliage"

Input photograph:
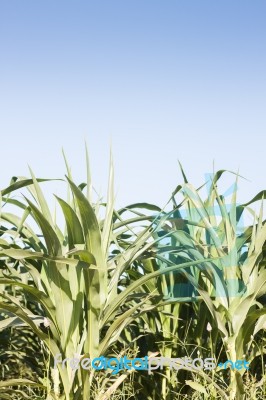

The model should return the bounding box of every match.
[0,154,265,399]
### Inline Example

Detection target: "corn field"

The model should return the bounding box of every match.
[0,152,265,400]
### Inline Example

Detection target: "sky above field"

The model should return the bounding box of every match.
[0,1,266,209]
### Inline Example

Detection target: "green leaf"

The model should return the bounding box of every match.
[185,380,207,395]
[55,196,84,249]
[1,177,58,196]
[24,197,62,256]
[0,379,44,388]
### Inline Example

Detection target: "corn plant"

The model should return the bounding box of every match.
[149,170,266,399]
[0,154,218,400]
[118,169,266,399]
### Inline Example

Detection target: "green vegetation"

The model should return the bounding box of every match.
[0,151,265,399]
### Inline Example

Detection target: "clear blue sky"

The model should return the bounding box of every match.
[0,1,265,208]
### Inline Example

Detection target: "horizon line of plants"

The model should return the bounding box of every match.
[0,149,265,400]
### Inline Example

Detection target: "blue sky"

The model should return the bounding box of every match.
[0,1,265,208]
